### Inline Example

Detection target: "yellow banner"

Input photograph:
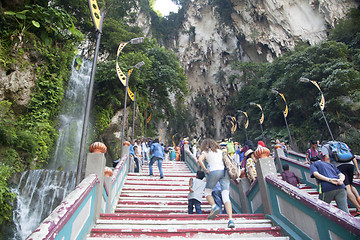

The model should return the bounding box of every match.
[115,42,130,86]
[127,87,134,101]
[147,112,152,124]
[279,93,288,117]
[256,104,264,124]
[244,112,249,129]
[230,116,237,134]
[89,0,101,31]
[311,80,325,110]
[116,61,127,86]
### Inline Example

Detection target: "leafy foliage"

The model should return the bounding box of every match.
[94,38,188,139]
[0,164,16,225]
[230,39,360,153]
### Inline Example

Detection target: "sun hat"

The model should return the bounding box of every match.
[244,149,254,157]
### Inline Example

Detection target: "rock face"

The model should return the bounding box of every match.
[0,52,38,107]
[136,0,358,139]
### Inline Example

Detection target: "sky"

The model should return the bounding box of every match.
[153,0,180,16]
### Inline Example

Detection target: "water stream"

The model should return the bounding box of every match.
[10,57,92,239]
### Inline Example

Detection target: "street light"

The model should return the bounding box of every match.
[132,91,136,140]
[236,110,249,141]
[250,102,265,139]
[76,0,104,185]
[300,77,334,140]
[272,89,294,149]
[120,61,145,157]
[115,37,144,156]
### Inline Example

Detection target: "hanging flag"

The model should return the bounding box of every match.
[311,81,325,110]
[88,0,101,31]
[127,87,134,101]
[159,129,162,141]
[147,112,152,124]
[172,134,176,148]
[243,112,249,129]
[256,104,264,124]
[279,93,289,118]
[115,42,130,86]
[116,60,127,86]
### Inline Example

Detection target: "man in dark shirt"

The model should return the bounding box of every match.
[309,157,349,213]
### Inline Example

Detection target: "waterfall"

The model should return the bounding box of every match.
[10,57,92,239]
[11,170,76,240]
[49,58,92,171]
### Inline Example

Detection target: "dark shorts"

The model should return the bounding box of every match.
[337,164,354,186]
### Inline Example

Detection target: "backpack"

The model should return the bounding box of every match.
[222,151,240,181]
[327,141,354,163]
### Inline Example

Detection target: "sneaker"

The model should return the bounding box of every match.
[228,219,235,228]
[148,174,153,176]
[160,176,164,179]
[354,211,360,218]
[207,205,220,219]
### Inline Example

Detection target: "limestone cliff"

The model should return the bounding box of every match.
[136,0,358,139]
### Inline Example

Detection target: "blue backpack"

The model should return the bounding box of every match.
[327,141,354,163]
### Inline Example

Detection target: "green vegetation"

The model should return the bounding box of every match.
[228,9,360,153]
[0,0,359,232]
[0,1,82,227]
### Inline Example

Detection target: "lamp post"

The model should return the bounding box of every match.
[120,61,145,157]
[132,91,136,140]
[236,110,249,141]
[76,0,104,185]
[272,89,294,149]
[300,77,335,141]
[250,102,265,139]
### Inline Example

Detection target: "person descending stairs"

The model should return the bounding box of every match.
[87,161,289,239]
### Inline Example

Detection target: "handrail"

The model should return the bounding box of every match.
[27,174,99,240]
[266,174,360,239]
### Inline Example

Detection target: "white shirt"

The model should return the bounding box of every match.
[202,149,225,171]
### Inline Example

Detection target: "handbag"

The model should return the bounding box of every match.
[222,151,240,180]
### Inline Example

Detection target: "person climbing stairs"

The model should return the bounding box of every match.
[87,161,289,239]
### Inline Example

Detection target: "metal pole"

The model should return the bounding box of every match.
[259,122,264,140]
[132,91,136,140]
[120,72,130,157]
[244,126,248,141]
[145,110,147,139]
[320,107,335,141]
[76,14,104,185]
[283,113,294,148]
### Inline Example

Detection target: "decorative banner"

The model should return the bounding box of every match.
[146,102,152,123]
[279,92,289,118]
[311,80,325,110]
[256,104,264,124]
[116,42,130,86]
[159,128,162,142]
[147,112,152,124]
[127,87,134,101]
[116,61,127,86]
[88,0,101,31]
[230,116,237,134]
[172,134,176,148]
[243,111,249,129]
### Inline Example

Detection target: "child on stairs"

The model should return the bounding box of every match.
[188,170,206,214]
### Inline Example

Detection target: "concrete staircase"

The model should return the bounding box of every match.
[87,161,289,239]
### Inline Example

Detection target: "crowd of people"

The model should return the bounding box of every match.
[112,135,360,223]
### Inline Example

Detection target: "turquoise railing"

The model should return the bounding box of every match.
[266,174,360,239]
[27,152,129,240]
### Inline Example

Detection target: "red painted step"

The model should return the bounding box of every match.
[87,161,288,239]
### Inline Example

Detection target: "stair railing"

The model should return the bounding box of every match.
[26,143,130,239]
